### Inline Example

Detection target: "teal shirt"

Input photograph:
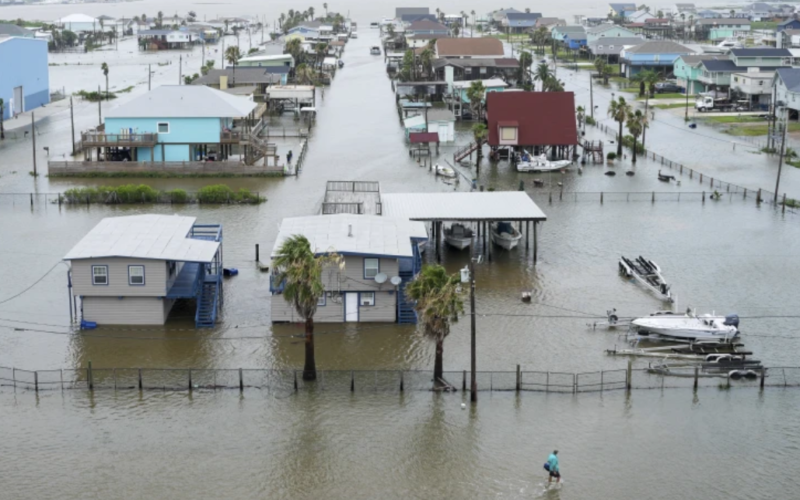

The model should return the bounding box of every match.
[548,453,559,473]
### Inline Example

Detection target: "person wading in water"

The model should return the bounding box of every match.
[545,450,560,485]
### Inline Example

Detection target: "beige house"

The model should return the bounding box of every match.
[64,215,223,327]
[270,214,427,324]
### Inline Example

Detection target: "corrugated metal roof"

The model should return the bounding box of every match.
[381,192,547,222]
[486,92,579,147]
[105,86,257,119]
[64,215,220,263]
[730,48,791,57]
[192,68,282,85]
[436,38,503,57]
[271,215,427,258]
[623,41,692,54]
[0,23,34,37]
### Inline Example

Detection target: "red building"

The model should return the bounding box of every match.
[486,92,579,159]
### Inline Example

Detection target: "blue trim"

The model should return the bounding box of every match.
[363,257,380,280]
[91,265,109,286]
[128,264,146,286]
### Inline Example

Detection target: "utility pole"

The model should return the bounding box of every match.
[590,75,594,119]
[148,64,151,90]
[97,85,102,125]
[643,95,649,150]
[775,107,787,203]
[468,257,479,403]
[31,112,37,176]
[179,54,182,84]
[221,36,225,69]
[684,90,689,121]
[70,96,75,156]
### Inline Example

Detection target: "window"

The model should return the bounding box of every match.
[129,265,145,285]
[360,292,375,306]
[364,258,379,279]
[157,122,170,134]
[500,127,517,141]
[465,67,472,75]
[480,67,487,74]
[167,261,177,277]
[317,293,326,306]
[92,265,108,285]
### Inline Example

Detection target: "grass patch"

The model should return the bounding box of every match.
[654,103,690,109]
[696,115,763,124]
[116,85,135,93]
[74,89,117,102]
[784,197,800,208]
[751,21,777,30]
[62,184,265,204]
[49,171,284,179]
[725,123,800,136]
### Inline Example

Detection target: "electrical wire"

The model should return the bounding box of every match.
[0,261,63,306]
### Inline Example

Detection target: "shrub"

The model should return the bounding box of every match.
[198,184,235,203]
[621,134,645,154]
[167,189,189,203]
[606,152,617,160]
[585,115,596,126]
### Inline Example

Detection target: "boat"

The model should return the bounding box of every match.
[630,310,740,342]
[444,223,473,250]
[338,59,344,68]
[700,38,742,54]
[657,170,675,182]
[435,164,456,178]
[350,32,358,39]
[619,255,673,302]
[370,46,381,55]
[516,151,571,172]
[491,221,522,250]
[370,22,379,28]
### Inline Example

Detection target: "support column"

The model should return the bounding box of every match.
[525,221,529,251]
[533,222,538,264]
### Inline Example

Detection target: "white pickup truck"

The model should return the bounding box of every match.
[695,95,748,112]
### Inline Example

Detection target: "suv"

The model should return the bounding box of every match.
[654,82,682,93]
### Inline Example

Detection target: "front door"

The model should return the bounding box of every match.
[345,293,358,322]
[13,86,23,115]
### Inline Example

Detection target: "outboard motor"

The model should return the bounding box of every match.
[723,314,740,327]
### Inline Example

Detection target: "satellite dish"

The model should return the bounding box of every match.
[390,276,402,286]
[374,273,388,284]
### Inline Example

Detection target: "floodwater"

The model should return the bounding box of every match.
[2,13,800,500]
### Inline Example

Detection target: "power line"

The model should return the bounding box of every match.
[0,261,63,306]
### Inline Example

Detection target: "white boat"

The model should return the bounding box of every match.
[435,164,456,178]
[700,38,742,53]
[444,223,473,250]
[516,151,571,172]
[370,46,381,55]
[619,255,673,302]
[350,32,358,39]
[630,311,740,342]
[491,222,522,250]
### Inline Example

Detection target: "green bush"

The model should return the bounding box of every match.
[114,184,160,203]
[198,184,235,203]
[63,184,262,204]
[606,152,617,160]
[585,116,596,126]
[167,188,189,203]
[621,134,644,154]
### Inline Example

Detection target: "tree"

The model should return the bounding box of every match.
[453,25,460,37]
[308,6,315,20]
[730,9,735,18]
[225,46,241,85]
[61,29,77,47]
[419,48,434,80]
[542,76,564,92]
[534,61,551,91]
[631,72,646,98]
[0,98,4,140]
[470,10,476,34]
[295,63,316,85]
[273,235,341,381]
[657,10,664,18]
[472,123,487,159]
[100,62,109,100]
[201,60,215,75]
[405,264,464,384]
[285,37,304,65]
[608,97,632,157]
[466,80,486,120]
[519,51,533,88]
[400,49,414,82]
[323,2,328,15]
[576,105,585,132]
[626,110,645,163]
[641,69,662,98]
[157,10,163,28]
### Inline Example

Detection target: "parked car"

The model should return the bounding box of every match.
[655,82,682,93]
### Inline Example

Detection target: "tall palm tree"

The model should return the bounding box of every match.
[472,123,487,159]
[273,235,340,381]
[295,63,316,85]
[642,69,662,98]
[419,48,434,80]
[466,80,486,120]
[470,10,475,36]
[534,61,551,91]
[608,97,632,157]
[405,264,464,384]
[576,105,585,132]
[519,51,533,88]
[626,110,644,163]
[100,62,109,100]
[308,6,315,20]
[285,37,303,65]
[0,98,5,140]
[225,46,241,85]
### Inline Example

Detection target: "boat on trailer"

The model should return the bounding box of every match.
[619,255,673,302]
[491,221,522,250]
[630,310,740,343]
[444,223,473,250]
[516,151,571,173]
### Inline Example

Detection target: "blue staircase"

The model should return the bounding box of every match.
[195,278,220,328]
[397,241,423,324]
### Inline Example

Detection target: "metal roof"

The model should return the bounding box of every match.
[381,192,547,222]
[0,23,33,37]
[730,48,791,57]
[105,86,257,119]
[409,132,439,143]
[271,215,427,259]
[451,78,509,89]
[436,38,504,57]
[64,215,220,263]
[623,40,692,54]
[486,92,579,147]
[696,18,750,25]
[57,13,97,23]
[192,68,282,86]
[776,68,800,92]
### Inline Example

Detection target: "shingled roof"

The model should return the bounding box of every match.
[435,38,504,57]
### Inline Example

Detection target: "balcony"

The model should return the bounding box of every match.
[220,130,246,144]
[81,132,158,148]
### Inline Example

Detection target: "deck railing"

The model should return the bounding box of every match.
[80,132,158,146]
[220,130,245,143]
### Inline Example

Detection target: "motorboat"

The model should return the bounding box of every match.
[630,310,740,342]
[350,32,358,39]
[657,170,675,182]
[370,46,381,55]
[491,221,522,250]
[370,22,379,28]
[700,38,742,54]
[619,255,673,302]
[338,59,344,68]
[444,223,473,250]
[435,164,456,178]
[516,151,571,172]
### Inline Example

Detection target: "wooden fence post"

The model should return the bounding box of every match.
[693,367,699,390]
[294,370,298,392]
[626,360,632,391]
[188,369,192,392]
[88,361,93,391]
[350,370,355,392]
[138,368,143,390]
[400,371,404,392]
[34,371,38,392]
[462,370,466,391]
[516,364,521,392]
[760,368,766,389]
[239,368,244,392]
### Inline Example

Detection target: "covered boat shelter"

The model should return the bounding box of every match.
[380,192,547,263]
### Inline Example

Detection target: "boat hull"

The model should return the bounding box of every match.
[631,316,739,342]
[444,235,471,250]
[490,228,521,250]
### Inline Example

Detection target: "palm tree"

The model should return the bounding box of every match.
[157,10,163,28]
[308,6,315,20]
[576,105,585,132]
[466,80,486,120]
[729,9,735,18]
[626,110,644,163]
[470,10,476,36]
[543,76,564,92]
[519,51,533,88]
[405,264,464,384]
[472,123,487,159]
[657,10,664,18]
[419,48,434,80]
[273,235,340,381]
[295,63,316,85]
[608,97,632,157]
[642,69,662,98]
[323,2,328,16]
[453,25,460,37]
[534,61,551,91]
[100,62,109,100]
[0,98,4,140]
[285,37,303,65]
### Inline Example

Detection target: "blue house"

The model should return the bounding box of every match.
[620,40,693,77]
[0,36,49,120]
[82,85,257,162]
[503,12,542,33]
[778,18,800,32]
[609,3,637,17]
[565,32,587,49]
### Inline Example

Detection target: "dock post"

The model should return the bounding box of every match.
[462,370,467,391]
[239,368,244,392]
[693,367,699,390]
[188,369,192,392]
[294,370,298,392]
[783,194,786,213]
[516,365,521,392]
[533,222,538,264]
[700,173,703,183]
[30,193,33,207]
[88,361,93,391]
[525,221,529,251]
[255,244,259,262]
[760,368,766,390]
[757,189,762,204]
[34,371,38,392]
[626,359,632,391]
[400,371,404,392]
[350,370,355,392]
[702,191,705,203]
[601,192,603,204]
[138,368,143,390]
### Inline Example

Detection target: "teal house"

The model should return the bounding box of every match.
[586,24,637,44]
[695,18,750,41]
[674,55,719,94]
[99,85,258,162]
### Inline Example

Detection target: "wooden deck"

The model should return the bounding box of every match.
[322,181,382,215]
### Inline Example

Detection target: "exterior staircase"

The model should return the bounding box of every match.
[396,242,423,324]
[195,278,220,328]
[454,140,482,163]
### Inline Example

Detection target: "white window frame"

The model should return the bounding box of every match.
[364,258,380,279]
[157,122,170,134]
[128,265,145,286]
[92,265,108,285]
[360,292,375,306]
[317,293,326,306]
[480,66,487,74]
[500,127,517,141]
